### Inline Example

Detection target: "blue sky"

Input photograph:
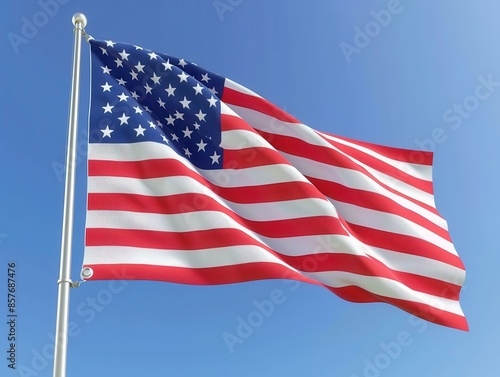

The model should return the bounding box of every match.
[1,1,499,376]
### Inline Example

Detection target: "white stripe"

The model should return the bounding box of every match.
[89,143,311,188]
[200,164,310,188]
[225,78,263,98]
[228,104,325,147]
[332,200,457,255]
[229,104,435,205]
[84,245,292,269]
[87,196,337,226]
[89,141,188,163]
[89,173,337,223]
[281,152,444,228]
[308,271,464,316]
[283,148,435,209]
[87,208,462,286]
[228,103,433,182]
[366,246,465,285]
[221,129,272,150]
[318,131,433,182]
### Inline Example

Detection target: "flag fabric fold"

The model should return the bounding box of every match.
[83,39,468,330]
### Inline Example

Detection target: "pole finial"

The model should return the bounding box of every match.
[72,13,87,28]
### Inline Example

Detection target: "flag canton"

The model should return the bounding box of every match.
[89,39,226,169]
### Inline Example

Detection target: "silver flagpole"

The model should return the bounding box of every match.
[53,13,87,377]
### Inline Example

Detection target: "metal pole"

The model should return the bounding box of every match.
[52,13,87,377]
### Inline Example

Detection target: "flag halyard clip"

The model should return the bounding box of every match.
[57,278,84,289]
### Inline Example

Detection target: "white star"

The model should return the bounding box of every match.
[102,103,114,113]
[144,83,152,94]
[148,52,158,60]
[135,61,145,73]
[105,40,115,47]
[165,114,175,125]
[101,82,112,92]
[209,87,219,95]
[182,127,193,139]
[201,73,211,83]
[150,73,161,85]
[161,134,169,143]
[101,125,113,138]
[157,98,166,108]
[196,140,207,151]
[171,133,179,142]
[99,47,108,55]
[174,110,184,120]
[178,58,187,68]
[119,49,130,60]
[134,45,143,50]
[193,122,201,130]
[118,113,130,125]
[195,110,206,122]
[144,106,152,113]
[134,125,146,136]
[184,148,192,158]
[114,58,123,67]
[207,96,217,107]
[130,70,138,80]
[162,60,173,71]
[101,66,112,74]
[178,71,189,82]
[131,91,139,100]
[179,96,191,109]
[117,93,129,102]
[165,84,176,97]
[134,106,143,114]
[117,78,127,86]
[210,152,221,164]
[193,83,204,95]
[148,121,157,129]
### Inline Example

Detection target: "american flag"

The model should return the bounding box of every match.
[83,39,467,330]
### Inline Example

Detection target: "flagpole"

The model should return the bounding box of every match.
[52,13,87,377]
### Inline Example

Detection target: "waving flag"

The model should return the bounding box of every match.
[83,39,467,330]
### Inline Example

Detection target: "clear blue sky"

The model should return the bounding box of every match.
[1,1,499,376]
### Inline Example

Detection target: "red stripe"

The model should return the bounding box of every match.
[220,112,254,131]
[256,128,436,206]
[222,86,300,124]
[221,86,433,167]
[318,132,434,166]
[346,223,464,269]
[277,253,461,300]
[87,191,461,300]
[88,189,346,239]
[84,262,318,286]
[221,113,295,169]
[86,227,259,250]
[223,147,290,169]
[89,158,326,204]
[82,262,467,330]
[257,131,439,216]
[317,132,434,193]
[330,285,468,331]
[307,177,451,242]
